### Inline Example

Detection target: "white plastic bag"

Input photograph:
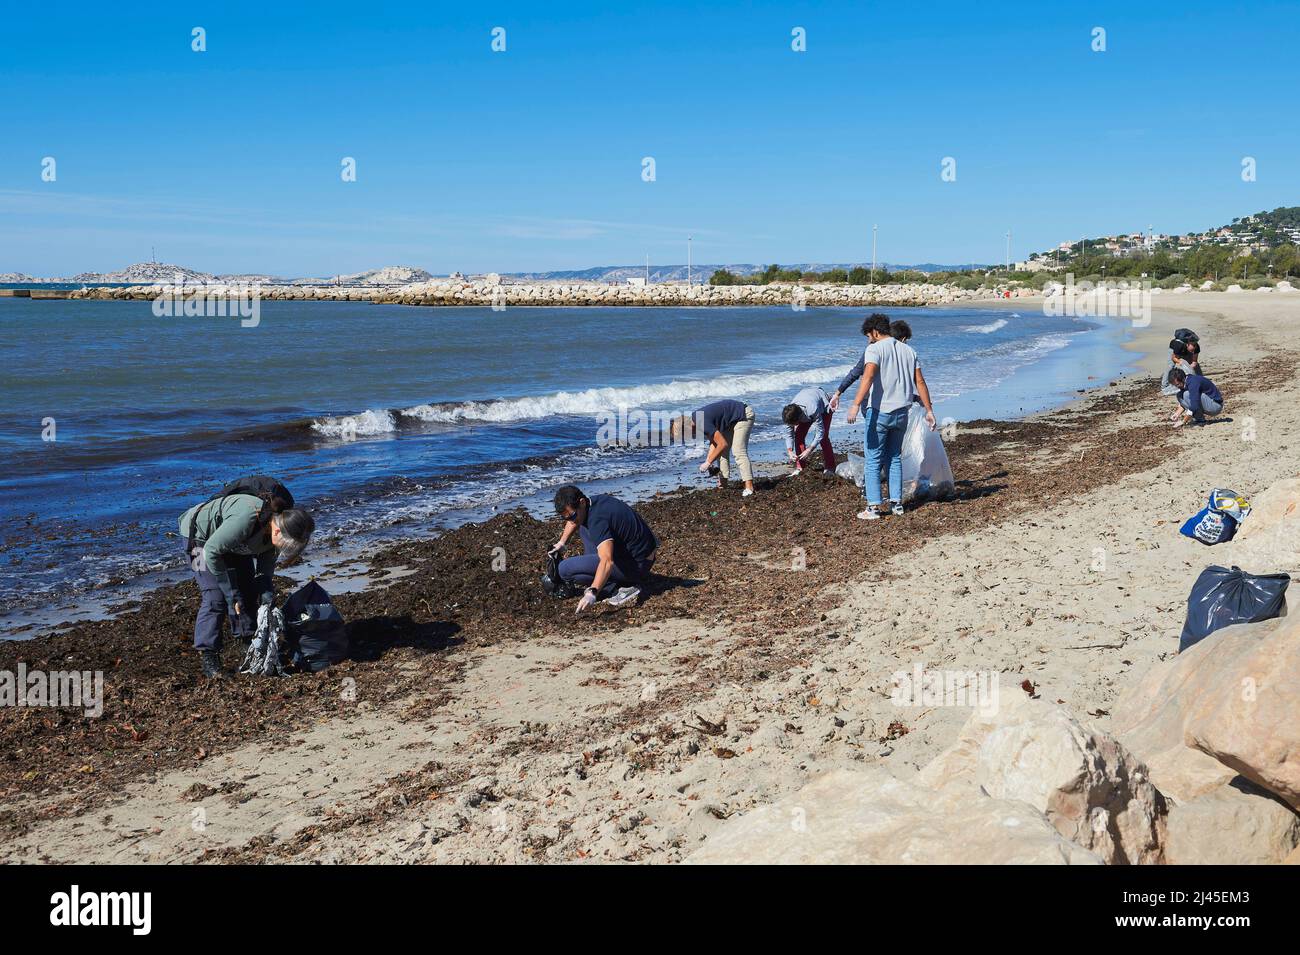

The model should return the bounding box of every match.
[836,452,865,487]
[900,406,955,502]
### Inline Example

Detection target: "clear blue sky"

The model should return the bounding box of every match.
[3,0,1298,276]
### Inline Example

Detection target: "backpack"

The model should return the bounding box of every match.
[281,580,349,672]
[188,475,294,552]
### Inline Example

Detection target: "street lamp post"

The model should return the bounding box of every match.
[871,224,878,284]
[687,236,693,288]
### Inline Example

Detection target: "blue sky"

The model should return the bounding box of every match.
[2,1,1298,276]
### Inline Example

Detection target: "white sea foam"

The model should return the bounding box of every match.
[311,409,397,437]
[398,364,850,424]
[963,318,1008,334]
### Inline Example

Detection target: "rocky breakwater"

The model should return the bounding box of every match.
[67,283,392,303]
[65,279,1033,307]
[373,279,1028,307]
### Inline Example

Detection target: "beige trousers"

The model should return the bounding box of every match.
[718,404,756,482]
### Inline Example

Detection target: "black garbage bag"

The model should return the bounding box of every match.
[281,580,349,672]
[1179,565,1289,653]
[541,550,576,598]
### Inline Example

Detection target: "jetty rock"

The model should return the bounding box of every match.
[685,767,1102,865]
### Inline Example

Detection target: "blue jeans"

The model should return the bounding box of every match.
[864,407,908,505]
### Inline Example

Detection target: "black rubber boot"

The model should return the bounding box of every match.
[199,649,225,679]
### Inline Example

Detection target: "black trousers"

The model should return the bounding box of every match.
[187,545,260,652]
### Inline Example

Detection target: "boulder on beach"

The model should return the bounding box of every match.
[1112,614,1299,809]
[1164,777,1299,865]
[1228,476,1300,573]
[1226,284,1244,293]
[684,767,1102,865]
[916,694,1166,864]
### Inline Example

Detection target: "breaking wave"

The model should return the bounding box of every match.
[311,363,851,433]
[963,318,1008,334]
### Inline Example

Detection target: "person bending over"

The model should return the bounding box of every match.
[180,484,314,678]
[782,386,835,474]
[671,399,757,496]
[1168,367,1224,428]
[551,485,659,613]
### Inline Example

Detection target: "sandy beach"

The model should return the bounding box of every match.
[0,292,1293,864]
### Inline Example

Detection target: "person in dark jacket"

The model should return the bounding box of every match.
[179,491,315,677]
[1168,367,1224,427]
[550,485,658,613]
[670,399,757,496]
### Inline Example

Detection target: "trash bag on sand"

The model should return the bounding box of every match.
[900,406,955,502]
[836,452,865,487]
[835,409,955,502]
[1179,488,1251,545]
[1179,564,1289,653]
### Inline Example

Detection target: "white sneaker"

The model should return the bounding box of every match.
[742,488,754,497]
[891,503,905,517]
[604,586,641,607]
[857,507,882,520]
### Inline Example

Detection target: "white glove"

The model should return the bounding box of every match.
[575,589,597,614]
[549,541,565,556]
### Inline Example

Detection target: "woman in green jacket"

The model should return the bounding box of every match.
[179,490,314,678]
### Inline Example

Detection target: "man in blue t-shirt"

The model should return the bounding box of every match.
[670,398,757,496]
[550,485,659,613]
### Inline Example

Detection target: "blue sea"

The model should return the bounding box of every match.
[0,299,1136,630]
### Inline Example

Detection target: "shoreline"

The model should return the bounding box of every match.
[0,301,1138,640]
[3,294,1292,864]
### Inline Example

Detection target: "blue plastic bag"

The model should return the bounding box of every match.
[1179,489,1251,545]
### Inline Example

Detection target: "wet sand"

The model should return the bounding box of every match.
[0,293,1292,863]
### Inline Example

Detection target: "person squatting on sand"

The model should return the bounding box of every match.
[1160,339,1199,423]
[550,485,658,613]
[845,313,937,520]
[179,479,315,678]
[671,398,757,496]
[1168,367,1224,428]
[782,386,835,475]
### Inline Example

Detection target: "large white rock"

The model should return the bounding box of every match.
[685,768,1102,865]
[1164,779,1300,864]
[1183,616,1300,810]
[1113,615,1298,809]
[917,695,1166,864]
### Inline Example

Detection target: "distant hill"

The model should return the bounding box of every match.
[5,263,437,285]
[5,260,991,286]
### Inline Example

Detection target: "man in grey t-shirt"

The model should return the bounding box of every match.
[846,313,937,519]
